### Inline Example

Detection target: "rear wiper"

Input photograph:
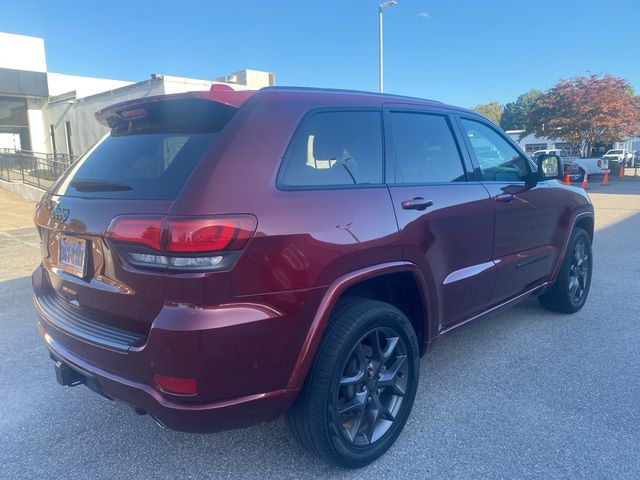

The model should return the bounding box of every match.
[70,179,132,192]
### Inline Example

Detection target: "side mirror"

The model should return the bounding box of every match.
[537,154,563,180]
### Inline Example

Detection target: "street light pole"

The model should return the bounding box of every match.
[378,5,384,93]
[378,1,397,93]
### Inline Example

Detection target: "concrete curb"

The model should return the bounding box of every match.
[0,179,45,203]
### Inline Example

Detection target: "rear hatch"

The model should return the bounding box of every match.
[34,91,250,335]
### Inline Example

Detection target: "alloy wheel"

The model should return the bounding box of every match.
[333,327,409,446]
[568,238,589,303]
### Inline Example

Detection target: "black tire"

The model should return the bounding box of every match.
[579,168,586,182]
[285,298,419,469]
[539,227,592,313]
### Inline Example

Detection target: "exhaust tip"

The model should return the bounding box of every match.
[150,415,167,429]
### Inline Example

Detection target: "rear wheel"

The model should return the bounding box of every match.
[286,298,419,468]
[539,227,592,313]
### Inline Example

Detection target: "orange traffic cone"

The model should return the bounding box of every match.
[581,173,589,189]
[601,170,610,186]
[564,174,571,185]
[619,163,625,178]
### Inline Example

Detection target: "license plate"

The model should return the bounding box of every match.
[58,236,87,277]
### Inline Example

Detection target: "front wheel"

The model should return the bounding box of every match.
[286,298,420,468]
[539,227,592,313]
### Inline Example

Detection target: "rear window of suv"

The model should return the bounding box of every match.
[52,99,232,199]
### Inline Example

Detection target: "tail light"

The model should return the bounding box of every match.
[106,215,256,271]
[108,217,163,250]
[166,217,255,252]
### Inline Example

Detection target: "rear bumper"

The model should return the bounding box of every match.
[40,326,295,433]
[31,265,315,433]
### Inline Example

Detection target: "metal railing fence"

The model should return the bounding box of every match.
[0,149,76,190]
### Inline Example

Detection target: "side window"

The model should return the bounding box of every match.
[460,118,530,182]
[280,111,383,187]
[389,112,466,183]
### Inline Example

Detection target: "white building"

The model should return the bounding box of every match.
[507,130,640,158]
[0,32,275,158]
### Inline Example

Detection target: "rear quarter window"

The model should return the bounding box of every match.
[278,110,383,188]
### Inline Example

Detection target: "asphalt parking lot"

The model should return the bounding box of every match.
[1,180,639,479]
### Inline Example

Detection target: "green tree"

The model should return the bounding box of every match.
[473,101,503,125]
[500,89,543,131]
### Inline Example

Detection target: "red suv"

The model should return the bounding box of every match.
[32,86,594,468]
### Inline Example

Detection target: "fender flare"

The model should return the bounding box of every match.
[285,261,432,391]
[549,210,594,283]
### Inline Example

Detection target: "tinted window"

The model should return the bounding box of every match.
[53,132,216,199]
[53,98,237,199]
[389,112,465,183]
[280,111,383,187]
[460,118,530,182]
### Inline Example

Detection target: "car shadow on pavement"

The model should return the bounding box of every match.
[2,212,640,479]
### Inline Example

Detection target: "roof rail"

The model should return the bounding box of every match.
[260,85,444,104]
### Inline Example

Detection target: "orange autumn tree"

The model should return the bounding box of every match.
[529,74,640,157]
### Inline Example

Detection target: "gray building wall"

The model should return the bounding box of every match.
[2,32,275,159]
[44,78,167,157]
[41,72,269,158]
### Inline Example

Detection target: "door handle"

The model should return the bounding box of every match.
[401,197,433,211]
[494,193,515,203]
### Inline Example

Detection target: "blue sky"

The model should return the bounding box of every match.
[2,0,639,107]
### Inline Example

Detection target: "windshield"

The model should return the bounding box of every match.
[608,150,623,154]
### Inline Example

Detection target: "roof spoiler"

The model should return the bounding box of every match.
[95,87,255,129]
